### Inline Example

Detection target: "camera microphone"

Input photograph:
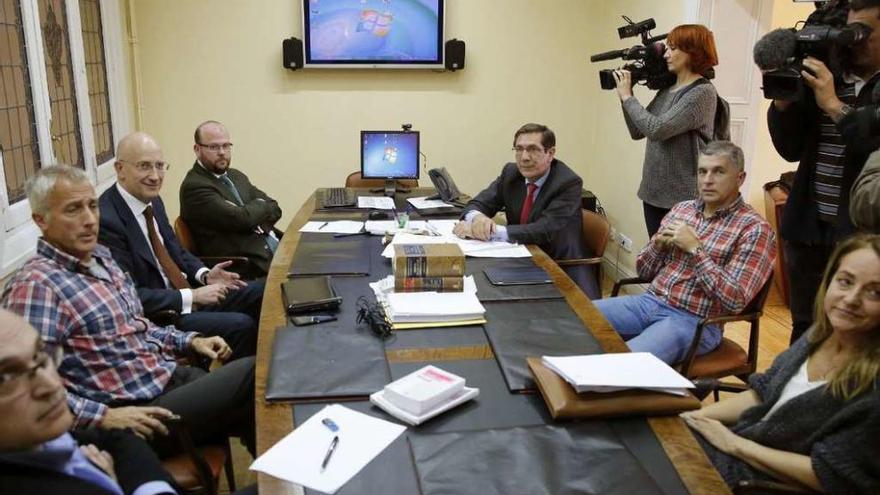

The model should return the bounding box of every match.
[753,28,797,70]
[590,48,627,62]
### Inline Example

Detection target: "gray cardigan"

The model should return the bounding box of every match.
[621,82,716,209]
[696,333,880,494]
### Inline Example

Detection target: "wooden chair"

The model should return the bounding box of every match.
[162,421,236,495]
[344,171,418,188]
[173,216,252,275]
[556,209,611,297]
[611,273,775,400]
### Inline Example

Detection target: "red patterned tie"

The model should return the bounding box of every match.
[519,183,537,224]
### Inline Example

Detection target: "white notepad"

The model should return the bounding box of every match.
[250,404,406,494]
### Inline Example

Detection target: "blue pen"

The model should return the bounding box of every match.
[318,221,329,230]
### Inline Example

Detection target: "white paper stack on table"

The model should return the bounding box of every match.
[357,196,396,210]
[369,275,486,329]
[380,232,531,258]
[250,404,406,495]
[370,365,479,425]
[406,196,455,210]
[542,353,695,396]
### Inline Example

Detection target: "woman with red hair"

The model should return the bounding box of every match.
[613,24,720,237]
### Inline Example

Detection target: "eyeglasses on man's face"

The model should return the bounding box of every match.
[120,160,170,173]
[0,346,62,399]
[198,143,234,153]
[512,145,546,156]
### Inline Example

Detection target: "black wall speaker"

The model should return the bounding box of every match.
[282,37,303,70]
[445,39,465,71]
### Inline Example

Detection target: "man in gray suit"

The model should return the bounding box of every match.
[454,123,598,299]
[180,121,282,279]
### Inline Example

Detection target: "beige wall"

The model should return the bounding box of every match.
[132,0,599,220]
[128,0,813,278]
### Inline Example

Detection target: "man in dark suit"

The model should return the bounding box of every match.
[0,308,177,495]
[180,120,282,279]
[454,123,599,299]
[99,131,262,360]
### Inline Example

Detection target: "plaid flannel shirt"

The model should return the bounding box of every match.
[1,240,196,428]
[637,196,776,319]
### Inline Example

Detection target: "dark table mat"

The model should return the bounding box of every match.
[467,257,563,302]
[482,300,604,392]
[410,422,680,495]
[383,324,489,350]
[296,401,419,495]
[294,403,687,495]
[288,234,378,276]
[265,325,389,401]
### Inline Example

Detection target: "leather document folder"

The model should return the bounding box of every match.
[281,276,342,315]
[527,357,700,420]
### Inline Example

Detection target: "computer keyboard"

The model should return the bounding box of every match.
[321,187,357,208]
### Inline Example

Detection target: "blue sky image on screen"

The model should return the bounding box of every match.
[307,0,440,62]
[362,132,419,178]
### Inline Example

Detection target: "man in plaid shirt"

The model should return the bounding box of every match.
[2,165,255,457]
[595,141,776,364]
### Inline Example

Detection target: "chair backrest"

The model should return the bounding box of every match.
[581,210,611,258]
[345,171,418,188]
[174,216,198,254]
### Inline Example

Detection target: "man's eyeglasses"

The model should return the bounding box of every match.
[198,143,234,153]
[0,346,62,398]
[512,145,546,156]
[120,160,171,173]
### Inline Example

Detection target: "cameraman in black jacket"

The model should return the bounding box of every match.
[768,0,880,344]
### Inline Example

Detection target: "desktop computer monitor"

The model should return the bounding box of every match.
[361,130,419,196]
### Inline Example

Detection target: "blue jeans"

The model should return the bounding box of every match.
[594,293,722,364]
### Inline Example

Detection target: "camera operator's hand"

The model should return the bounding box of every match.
[801,57,847,121]
[613,69,633,102]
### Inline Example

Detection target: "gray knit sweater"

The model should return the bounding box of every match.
[695,333,880,494]
[621,82,717,209]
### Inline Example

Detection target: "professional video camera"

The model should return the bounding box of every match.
[754,0,868,101]
[590,16,674,91]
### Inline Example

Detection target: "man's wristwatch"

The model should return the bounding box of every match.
[689,245,704,256]
[837,103,854,122]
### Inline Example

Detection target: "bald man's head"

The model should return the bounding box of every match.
[114,131,167,203]
[0,309,72,451]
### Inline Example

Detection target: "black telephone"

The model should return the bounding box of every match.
[428,167,468,206]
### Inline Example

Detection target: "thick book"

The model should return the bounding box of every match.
[280,276,342,315]
[393,244,465,277]
[526,357,700,420]
[394,276,464,292]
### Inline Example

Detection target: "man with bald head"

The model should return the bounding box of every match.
[180,120,282,279]
[2,165,256,458]
[98,131,263,360]
[0,309,177,494]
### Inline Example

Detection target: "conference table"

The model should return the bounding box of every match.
[254,188,729,494]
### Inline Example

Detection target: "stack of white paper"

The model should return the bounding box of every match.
[380,232,531,259]
[249,404,406,494]
[370,366,479,425]
[542,353,695,396]
[386,291,486,323]
[406,196,455,210]
[357,196,396,210]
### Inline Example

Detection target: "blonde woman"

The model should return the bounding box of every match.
[682,234,880,493]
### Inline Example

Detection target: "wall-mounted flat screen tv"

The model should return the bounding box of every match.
[302,0,445,68]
